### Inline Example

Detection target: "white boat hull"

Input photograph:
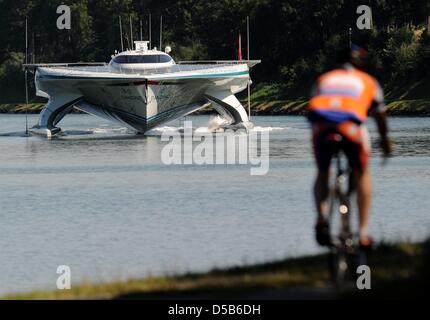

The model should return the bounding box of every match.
[32,63,255,136]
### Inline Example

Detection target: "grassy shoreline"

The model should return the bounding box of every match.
[0,103,45,114]
[2,99,430,116]
[248,99,430,116]
[3,240,428,300]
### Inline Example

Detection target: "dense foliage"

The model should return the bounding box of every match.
[0,0,429,102]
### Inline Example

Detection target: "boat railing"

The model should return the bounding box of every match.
[178,60,261,68]
[23,62,107,71]
[22,60,260,77]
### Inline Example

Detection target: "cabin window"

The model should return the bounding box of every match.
[113,55,172,64]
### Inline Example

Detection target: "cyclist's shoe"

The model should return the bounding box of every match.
[315,219,331,246]
[359,234,374,249]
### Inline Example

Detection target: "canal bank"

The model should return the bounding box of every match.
[2,99,430,116]
[3,239,428,299]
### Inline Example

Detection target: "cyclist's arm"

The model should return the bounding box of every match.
[373,110,388,141]
[369,81,387,137]
[369,81,392,156]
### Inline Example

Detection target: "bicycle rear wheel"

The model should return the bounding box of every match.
[327,177,355,288]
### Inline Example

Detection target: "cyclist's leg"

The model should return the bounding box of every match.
[314,170,330,218]
[356,127,372,245]
[314,170,331,246]
[355,168,372,242]
[312,127,334,245]
[343,126,372,245]
[312,129,333,220]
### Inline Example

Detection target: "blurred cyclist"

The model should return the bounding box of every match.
[307,44,392,247]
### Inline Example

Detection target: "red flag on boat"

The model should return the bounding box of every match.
[238,33,242,61]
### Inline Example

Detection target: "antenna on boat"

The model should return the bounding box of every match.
[31,32,35,63]
[149,13,152,49]
[24,18,29,135]
[238,32,242,60]
[25,18,28,69]
[130,16,133,45]
[348,27,352,49]
[119,16,124,51]
[140,19,143,41]
[247,16,251,120]
[159,15,163,50]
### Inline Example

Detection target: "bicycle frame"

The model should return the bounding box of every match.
[330,152,355,251]
[327,147,364,289]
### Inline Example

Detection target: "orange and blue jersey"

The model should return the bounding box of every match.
[308,64,385,171]
[308,64,385,125]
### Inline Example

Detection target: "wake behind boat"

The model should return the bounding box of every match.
[24,41,260,137]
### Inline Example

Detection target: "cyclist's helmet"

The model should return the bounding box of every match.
[337,44,369,69]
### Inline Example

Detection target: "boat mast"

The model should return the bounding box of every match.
[119,16,124,51]
[159,15,163,50]
[149,13,152,49]
[349,27,352,49]
[247,16,251,120]
[31,32,35,63]
[24,18,29,135]
[130,16,133,45]
[247,16,250,61]
[140,19,143,41]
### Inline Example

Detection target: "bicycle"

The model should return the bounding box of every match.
[325,134,369,289]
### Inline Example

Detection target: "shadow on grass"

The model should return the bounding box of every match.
[114,241,429,300]
[344,240,430,299]
[4,240,427,300]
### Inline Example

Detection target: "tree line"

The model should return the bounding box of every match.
[1,0,429,102]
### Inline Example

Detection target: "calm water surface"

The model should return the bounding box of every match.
[0,114,429,294]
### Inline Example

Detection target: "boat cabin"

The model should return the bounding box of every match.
[109,41,175,71]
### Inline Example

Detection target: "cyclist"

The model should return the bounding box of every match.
[307,45,392,247]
